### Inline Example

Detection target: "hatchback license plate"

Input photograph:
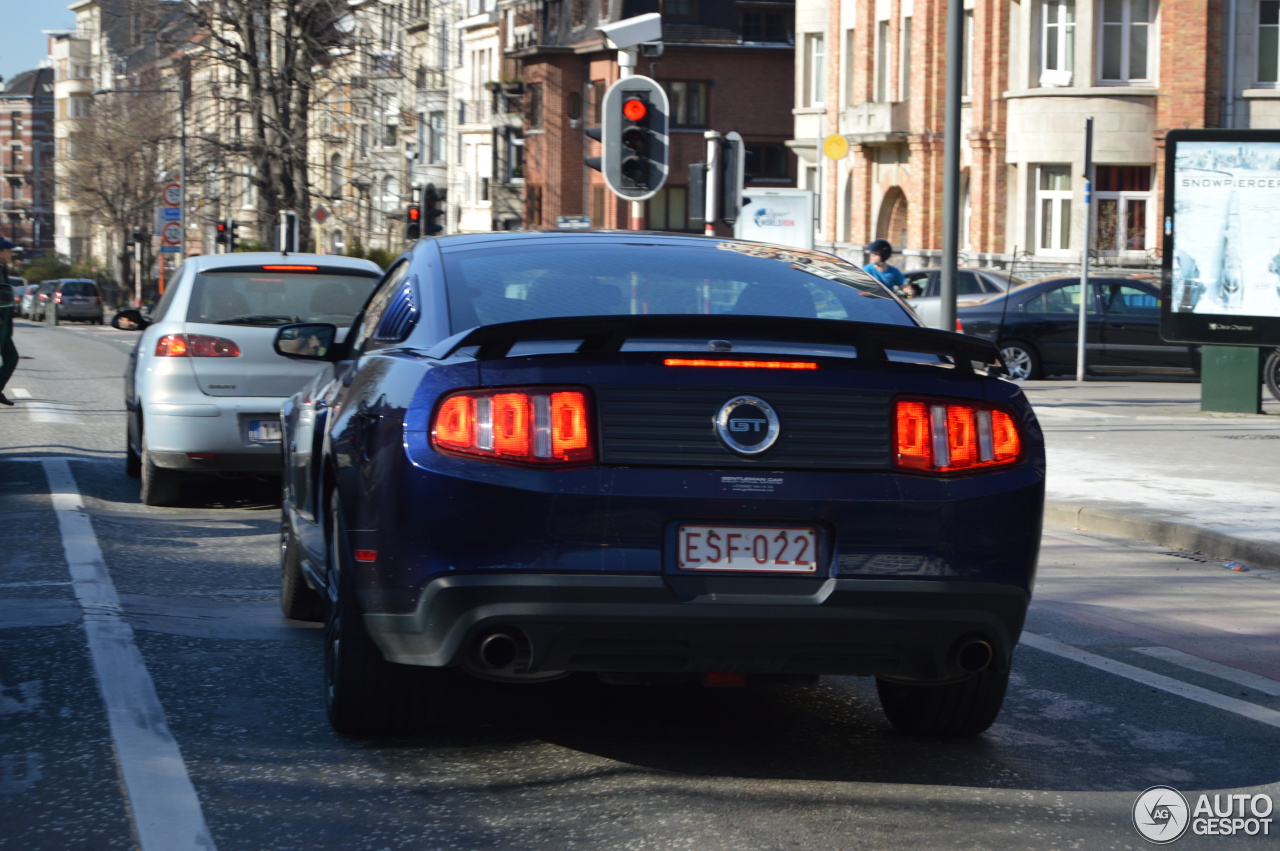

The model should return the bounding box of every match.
[248,419,282,443]
[678,525,817,573]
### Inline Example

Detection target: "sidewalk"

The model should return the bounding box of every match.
[1024,377,1280,570]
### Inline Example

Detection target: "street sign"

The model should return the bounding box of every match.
[556,215,591,229]
[162,183,182,206]
[159,207,182,221]
[823,134,850,160]
[160,245,182,253]
[161,221,183,246]
[313,206,329,224]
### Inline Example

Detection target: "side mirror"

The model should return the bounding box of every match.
[112,309,151,330]
[275,323,338,360]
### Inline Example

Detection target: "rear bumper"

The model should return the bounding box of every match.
[143,396,287,473]
[364,574,1030,683]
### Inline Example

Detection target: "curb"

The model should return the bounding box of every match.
[1044,500,1280,572]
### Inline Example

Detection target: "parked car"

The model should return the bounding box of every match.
[18,282,39,317]
[957,275,1199,380]
[899,268,1027,328]
[31,278,106,324]
[123,252,383,506]
[273,231,1046,738]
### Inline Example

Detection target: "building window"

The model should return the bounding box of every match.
[844,28,857,103]
[1093,165,1152,251]
[1035,165,1073,254]
[804,33,825,107]
[589,80,606,123]
[664,81,710,127]
[1040,0,1076,86]
[527,83,543,127]
[744,143,792,180]
[875,21,890,102]
[1260,1,1279,84]
[647,186,694,232]
[329,153,343,197]
[429,111,446,162]
[964,10,975,96]
[899,17,912,100]
[572,0,586,27]
[527,185,543,227]
[1099,0,1152,83]
[742,11,790,43]
[381,175,400,214]
[665,0,695,18]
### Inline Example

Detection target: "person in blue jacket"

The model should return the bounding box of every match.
[0,237,19,406]
[862,238,905,291]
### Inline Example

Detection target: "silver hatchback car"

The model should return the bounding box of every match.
[124,252,383,505]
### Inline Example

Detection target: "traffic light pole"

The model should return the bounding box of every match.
[616,49,645,230]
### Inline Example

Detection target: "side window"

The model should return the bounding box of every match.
[1104,284,1158,315]
[956,271,983,295]
[351,261,412,352]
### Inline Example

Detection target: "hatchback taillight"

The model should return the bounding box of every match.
[895,397,1022,474]
[154,334,242,357]
[433,388,594,466]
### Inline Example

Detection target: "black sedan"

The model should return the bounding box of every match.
[957,275,1199,380]
[273,231,1045,738]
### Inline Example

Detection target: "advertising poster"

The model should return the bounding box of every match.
[1162,130,1280,346]
[733,189,815,250]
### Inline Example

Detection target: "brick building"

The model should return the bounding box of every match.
[0,68,55,256]
[793,0,1280,274]
[507,0,798,231]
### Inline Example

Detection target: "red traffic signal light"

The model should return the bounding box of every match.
[408,206,421,223]
[622,98,648,122]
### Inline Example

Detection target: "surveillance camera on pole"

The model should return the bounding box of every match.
[595,13,662,50]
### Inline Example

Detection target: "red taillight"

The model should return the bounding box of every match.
[260,265,319,271]
[154,334,242,357]
[663,359,818,370]
[894,397,1022,474]
[432,388,594,465]
[54,292,63,304]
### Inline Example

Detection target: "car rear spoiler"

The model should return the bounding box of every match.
[426,315,1007,378]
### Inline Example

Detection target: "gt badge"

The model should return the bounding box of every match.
[715,395,780,455]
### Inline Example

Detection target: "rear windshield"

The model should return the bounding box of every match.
[440,243,915,333]
[186,270,380,327]
[59,280,98,296]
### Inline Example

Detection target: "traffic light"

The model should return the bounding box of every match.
[422,184,444,236]
[406,205,422,240]
[719,132,748,227]
[215,221,228,248]
[596,75,669,201]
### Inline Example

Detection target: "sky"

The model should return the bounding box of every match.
[0,3,79,89]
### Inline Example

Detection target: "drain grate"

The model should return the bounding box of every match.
[1218,434,1280,440]
[1161,551,1220,564]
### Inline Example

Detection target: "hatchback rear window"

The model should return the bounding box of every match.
[59,281,98,296]
[440,243,915,332]
[186,270,380,327]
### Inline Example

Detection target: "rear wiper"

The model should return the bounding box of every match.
[216,314,301,326]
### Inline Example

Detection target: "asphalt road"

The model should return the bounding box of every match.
[3,318,1279,850]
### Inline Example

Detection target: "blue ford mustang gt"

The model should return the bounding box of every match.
[274,231,1045,737]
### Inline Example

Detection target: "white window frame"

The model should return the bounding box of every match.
[1039,0,1075,87]
[1098,0,1154,85]
[1259,0,1280,85]
[804,33,826,107]
[875,20,890,103]
[899,17,912,101]
[1093,167,1154,253]
[1034,165,1073,255]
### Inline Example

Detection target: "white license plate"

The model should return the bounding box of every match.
[248,419,282,443]
[678,525,818,573]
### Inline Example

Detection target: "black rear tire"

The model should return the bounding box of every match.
[324,491,446,737]
[280,514,325,622]
[139,437,183,506]
[125,434,141,479]
[876,667,1010,736]
[1264,350,1280,404]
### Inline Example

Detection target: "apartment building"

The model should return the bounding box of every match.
[795,0,1280,273]
[0,69,55,255]
[506,0,798,230]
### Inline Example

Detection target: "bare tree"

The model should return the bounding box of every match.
[58,92,173,296]
[177,0,354,250]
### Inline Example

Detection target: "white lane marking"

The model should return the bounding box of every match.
[1133,646,1280,697]
[10,389,81,424]
[43,460,216,851]
[1020,632,1280,730]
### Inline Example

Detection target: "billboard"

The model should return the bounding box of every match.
[1161,129,1280,346]
[732,189,815,250]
